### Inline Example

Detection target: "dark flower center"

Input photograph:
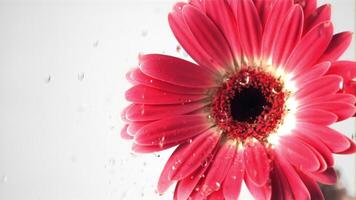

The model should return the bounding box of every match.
[211,68,286,141]
[231,87,269,122]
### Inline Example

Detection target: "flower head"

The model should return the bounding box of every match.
[122,0,356,199]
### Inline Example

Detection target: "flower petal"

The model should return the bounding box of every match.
[299,102,356,121]
[233,0,262,64]
[306,167,337,185]
[168,3,220,73]
[326,61,356,95]
[158,144,188,194]
[139,54,218,88]
[169,129,220,180]
[261,0,293,62]
[296,108,337,125]
[271,161,294,200]
[244,141,270,186]
[272,5,303,68]
[175,166,208,200]
[135,115,211,145]
[125,85,206,105]
[291,62,330,88]
[252,0,276,27]
[132,142,179,153]
[299,93,356,107]
[294,75,342,100]
[296,123,351,153]
[274,150,311,200]
[207,189,224,200]
[244,174,272,200]
[120,124,133,140]
[205,0,242,65]
[294,0,317,19]
[223,149,244,200]
[126,102,208,122]
[297,171,325,200]
[130,68,207,95]
[319,32,353,63]
[182,5,234,70]
[284,21,333,75]
[200,141,236,197]
[294,129,334,167]
[304,4,331,33]
[278,136,320,172]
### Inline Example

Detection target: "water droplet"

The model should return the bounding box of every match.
[272,86,282,94]
[93,40,99,47]
[189,139,193,143]
[159,137,165,148]
[172,166,176,170]
[141,94,145,99]
[77,73,85,81]
[232,176,237,180]
[176,45,182,53]
[141,30,148,37]
[239,73,250,85]
[2,176,8,183]
[45,75,51,83]
[215,182,221,190]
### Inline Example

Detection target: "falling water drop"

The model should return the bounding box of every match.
[45,75,51,83]
[78,73,85,81]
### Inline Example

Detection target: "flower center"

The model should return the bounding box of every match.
[212,68,286,141]
[230,87,269,122]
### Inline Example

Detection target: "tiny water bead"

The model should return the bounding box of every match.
[211,67,286,141]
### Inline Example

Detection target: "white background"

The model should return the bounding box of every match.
[0,0,355,199]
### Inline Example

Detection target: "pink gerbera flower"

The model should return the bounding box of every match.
[121,0,356,199]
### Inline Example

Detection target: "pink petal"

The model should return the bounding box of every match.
[205,0,242,65]
[175,166,208,200]
[291,62,330,88]
[318,32,353,62]
[278,136,320,172]
[296,123,351,153]
[306,167,337,185]
[294,129,334,167]
[284,21,333,75]
[233,0,262,64]
[200,141,236,197]
[132,142,179,153]
[125,85,206,105]
[297,171,325,200]
[326,61,356,95]
[272,5,303,67]
[299,93,356,107]
[120,124,133,140]
[261,0,293,62]
[127,121,151,136]
[296,108,337,125]
[188,0,205,11]
[139,54,218,88]
[299,102,356,121]
[271,161,294,200]
[304,4,331,34]
[274,150,311,200]
[244,174,272,200]
[338,137,356,154]
[168,3,220,74]
[252,0,276,27]
[223,149,244,200]
[158,144,188,194]
[169,129,220,180]
[207,189,224,200]
[126,102,208,122]
[294,0,317,19]
[294,75,342,101]
[244,141,270,186]
[130,68,207,94]
[182,5,234,71]
[125,68,139,85]
[135,115,211,145]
